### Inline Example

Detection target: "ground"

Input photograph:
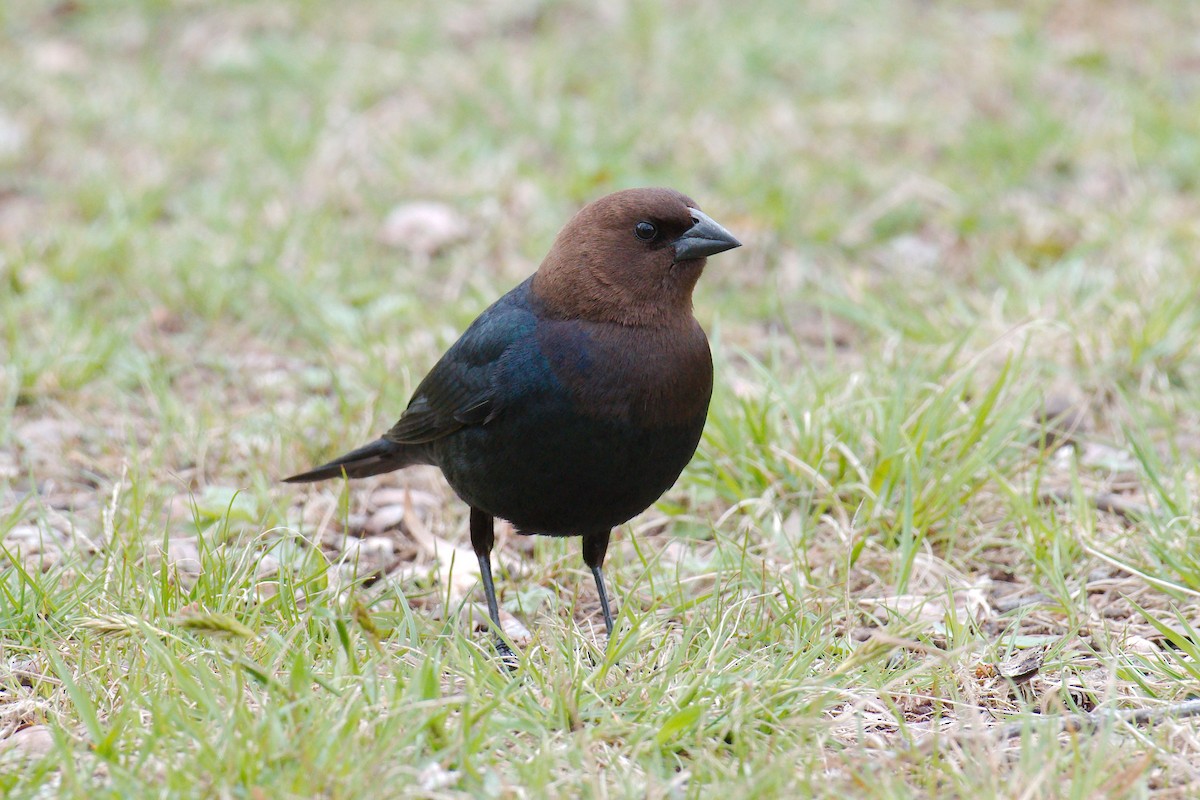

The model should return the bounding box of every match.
[2,0,1200,797]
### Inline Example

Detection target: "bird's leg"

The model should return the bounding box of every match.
[582,531,614,636]
[469,507,516,665]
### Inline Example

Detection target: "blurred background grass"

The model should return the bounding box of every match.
[3,0,1200,797]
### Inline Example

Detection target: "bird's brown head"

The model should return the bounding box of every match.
[531,188,741,327]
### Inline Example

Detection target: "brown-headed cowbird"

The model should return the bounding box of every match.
[285,188,740,657]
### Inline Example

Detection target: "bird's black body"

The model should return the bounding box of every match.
[289,278,711,537]
[432,279,711,537]
[285,188,739,661]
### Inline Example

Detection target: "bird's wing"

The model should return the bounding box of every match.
[383,287,535,445]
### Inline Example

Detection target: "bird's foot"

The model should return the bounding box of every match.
[494,636,520,672]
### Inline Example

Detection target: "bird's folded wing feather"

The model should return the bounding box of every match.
[383,294,534,445]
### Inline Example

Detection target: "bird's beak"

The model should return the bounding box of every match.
[673,208,742,263]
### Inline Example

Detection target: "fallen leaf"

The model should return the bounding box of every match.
[378,202,468,256]
[995,649,1044,683]
[0,725,54,760]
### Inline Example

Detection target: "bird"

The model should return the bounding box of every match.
[284,187,741,659]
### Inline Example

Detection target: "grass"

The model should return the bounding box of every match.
[3,0,1200,796]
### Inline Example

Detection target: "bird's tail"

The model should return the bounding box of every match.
[283,438,415,483]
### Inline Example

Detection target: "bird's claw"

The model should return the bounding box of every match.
[494,636,519,672]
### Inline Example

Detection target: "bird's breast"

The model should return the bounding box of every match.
[535,318,713,429]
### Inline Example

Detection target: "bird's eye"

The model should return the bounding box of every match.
[634,221,657,240]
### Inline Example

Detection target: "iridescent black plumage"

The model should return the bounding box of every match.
[285,188,741,659]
